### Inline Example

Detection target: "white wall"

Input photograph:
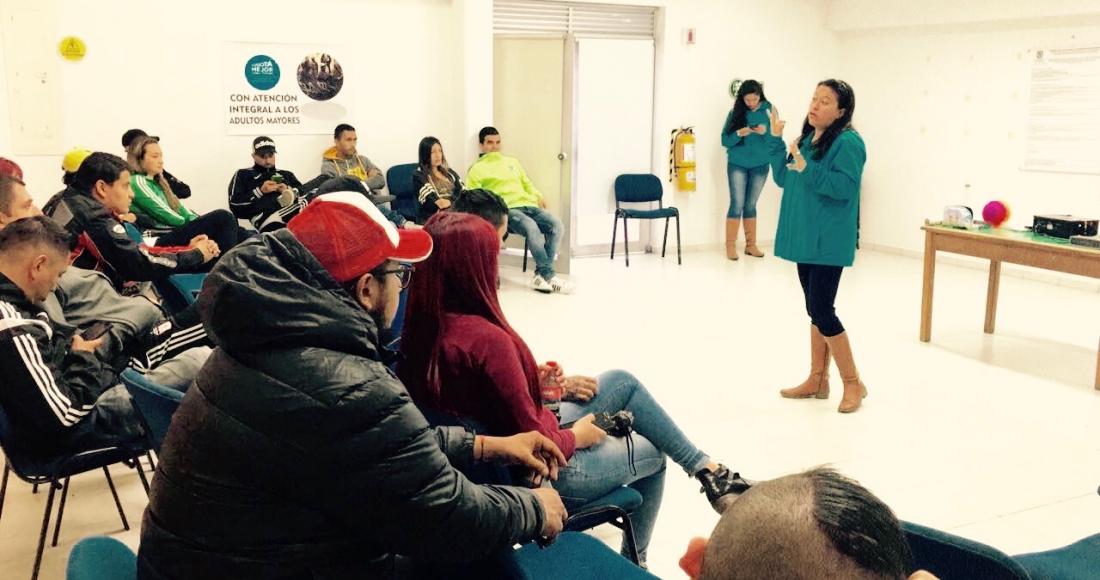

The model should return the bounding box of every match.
[833,1,1100,257]
[650,0,842,248]
[2,0,459,213]
[1,0,840,251]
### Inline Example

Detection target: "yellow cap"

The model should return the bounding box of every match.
[62,148,93,174]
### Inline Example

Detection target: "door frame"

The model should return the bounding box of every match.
[567,35,657,258]
[492,33,574,275]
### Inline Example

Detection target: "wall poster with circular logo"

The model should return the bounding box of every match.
[224,43,352,135]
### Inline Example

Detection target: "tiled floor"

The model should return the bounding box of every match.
[2,248,1098,579]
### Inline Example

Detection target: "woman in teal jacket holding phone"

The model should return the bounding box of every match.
[720,79,772,260]
[767,79,869,413]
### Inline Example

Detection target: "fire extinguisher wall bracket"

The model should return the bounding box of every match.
[669,127,697,193]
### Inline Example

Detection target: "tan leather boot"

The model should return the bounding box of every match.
[780,325,831,399]
[824,331,868,413]
[743,218,764,258]
[725,219,740,260]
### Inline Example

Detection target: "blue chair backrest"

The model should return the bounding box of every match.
[122,222,144,244]
[1015,532,1100,579]
[512,532,659,580]
[0,402,37,479]
[123,222,204,313]
[386,163,419,221]
[156,273,206,314]
[614,174,663,204]
[902,521,1029,580]
[67,536,136,580]
[120,369,184,453]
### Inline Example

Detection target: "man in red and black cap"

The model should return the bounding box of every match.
[139,191,569,579]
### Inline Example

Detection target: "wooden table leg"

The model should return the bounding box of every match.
[984,260,1001,334]
[920,230,936,342]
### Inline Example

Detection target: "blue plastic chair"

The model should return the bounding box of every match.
[66,536,136,580]
[386,163,419,222]
[0,404,149,580]
[119,369,184,454]
[155,274,205,315]
[904,520,1100,580]
[120,222,205,314]
[1015,533,1100,579]
[903,521,1029,580]
[611,174,681,267]
[512,531,658,579]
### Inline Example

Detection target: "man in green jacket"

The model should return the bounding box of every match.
[466,127,569,294]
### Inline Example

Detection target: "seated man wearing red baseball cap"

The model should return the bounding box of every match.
[139,191,569,579]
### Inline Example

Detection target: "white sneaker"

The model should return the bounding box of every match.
[548,275,573,294]
[531,275,553,293]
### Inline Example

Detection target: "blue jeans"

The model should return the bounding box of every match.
[507,206,562,279]
[727,164,769,219]
[555,370,710,558]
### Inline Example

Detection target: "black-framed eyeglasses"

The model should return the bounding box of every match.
[380,264,415,289]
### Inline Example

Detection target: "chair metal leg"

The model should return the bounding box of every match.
[662,217,670,258]
[623,216,630,267]
[31,482,57,580]
[522,238,529,273]
[146,451,157,471]
[102,466,129,531]
[0,462,8,525]
[135,456,151,495]
[675,214,682,265]
[610,213,618,260]
[611,514,641,565]
[50,478,70,547]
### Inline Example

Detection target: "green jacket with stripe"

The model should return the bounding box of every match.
[130,173,198,228]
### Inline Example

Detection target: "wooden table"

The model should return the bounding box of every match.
[919,223,1100,389]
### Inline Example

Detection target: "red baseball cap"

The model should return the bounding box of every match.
[0,157,24,183]
[287,191,432,283]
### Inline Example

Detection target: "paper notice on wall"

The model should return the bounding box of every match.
[223,43,352,135]
[1023,46,1100,175]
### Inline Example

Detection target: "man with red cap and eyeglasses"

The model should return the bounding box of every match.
[138,191,569,579]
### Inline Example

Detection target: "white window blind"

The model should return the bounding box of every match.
[494,0,656,39]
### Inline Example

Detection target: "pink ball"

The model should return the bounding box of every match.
[982,201,1010,227]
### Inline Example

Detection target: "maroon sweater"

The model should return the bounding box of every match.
[428,313,577,460]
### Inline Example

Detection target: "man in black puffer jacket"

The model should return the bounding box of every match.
[138,191,567,579]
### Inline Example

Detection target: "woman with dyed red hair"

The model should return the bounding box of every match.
[400,211,754,565]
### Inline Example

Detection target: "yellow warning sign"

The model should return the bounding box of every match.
[58,36,86,62]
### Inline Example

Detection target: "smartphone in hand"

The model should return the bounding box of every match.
[81,321,111,341]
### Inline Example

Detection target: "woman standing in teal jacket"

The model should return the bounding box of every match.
[766,79,868,413]
[721,80,772,260]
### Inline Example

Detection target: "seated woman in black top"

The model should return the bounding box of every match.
[412,136,464,224]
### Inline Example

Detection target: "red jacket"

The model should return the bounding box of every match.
[424,313,577,459]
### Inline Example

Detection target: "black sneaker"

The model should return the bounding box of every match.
[696,465,753,514]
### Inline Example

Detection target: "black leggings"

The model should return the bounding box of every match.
[155,209,240,254]
[797,263,845,337]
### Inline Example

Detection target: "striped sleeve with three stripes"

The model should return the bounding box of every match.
[0,301,94,427]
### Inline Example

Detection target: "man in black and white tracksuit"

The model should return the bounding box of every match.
[228,137,312,232]
[0,216,144,456]
[1,158,210,389]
